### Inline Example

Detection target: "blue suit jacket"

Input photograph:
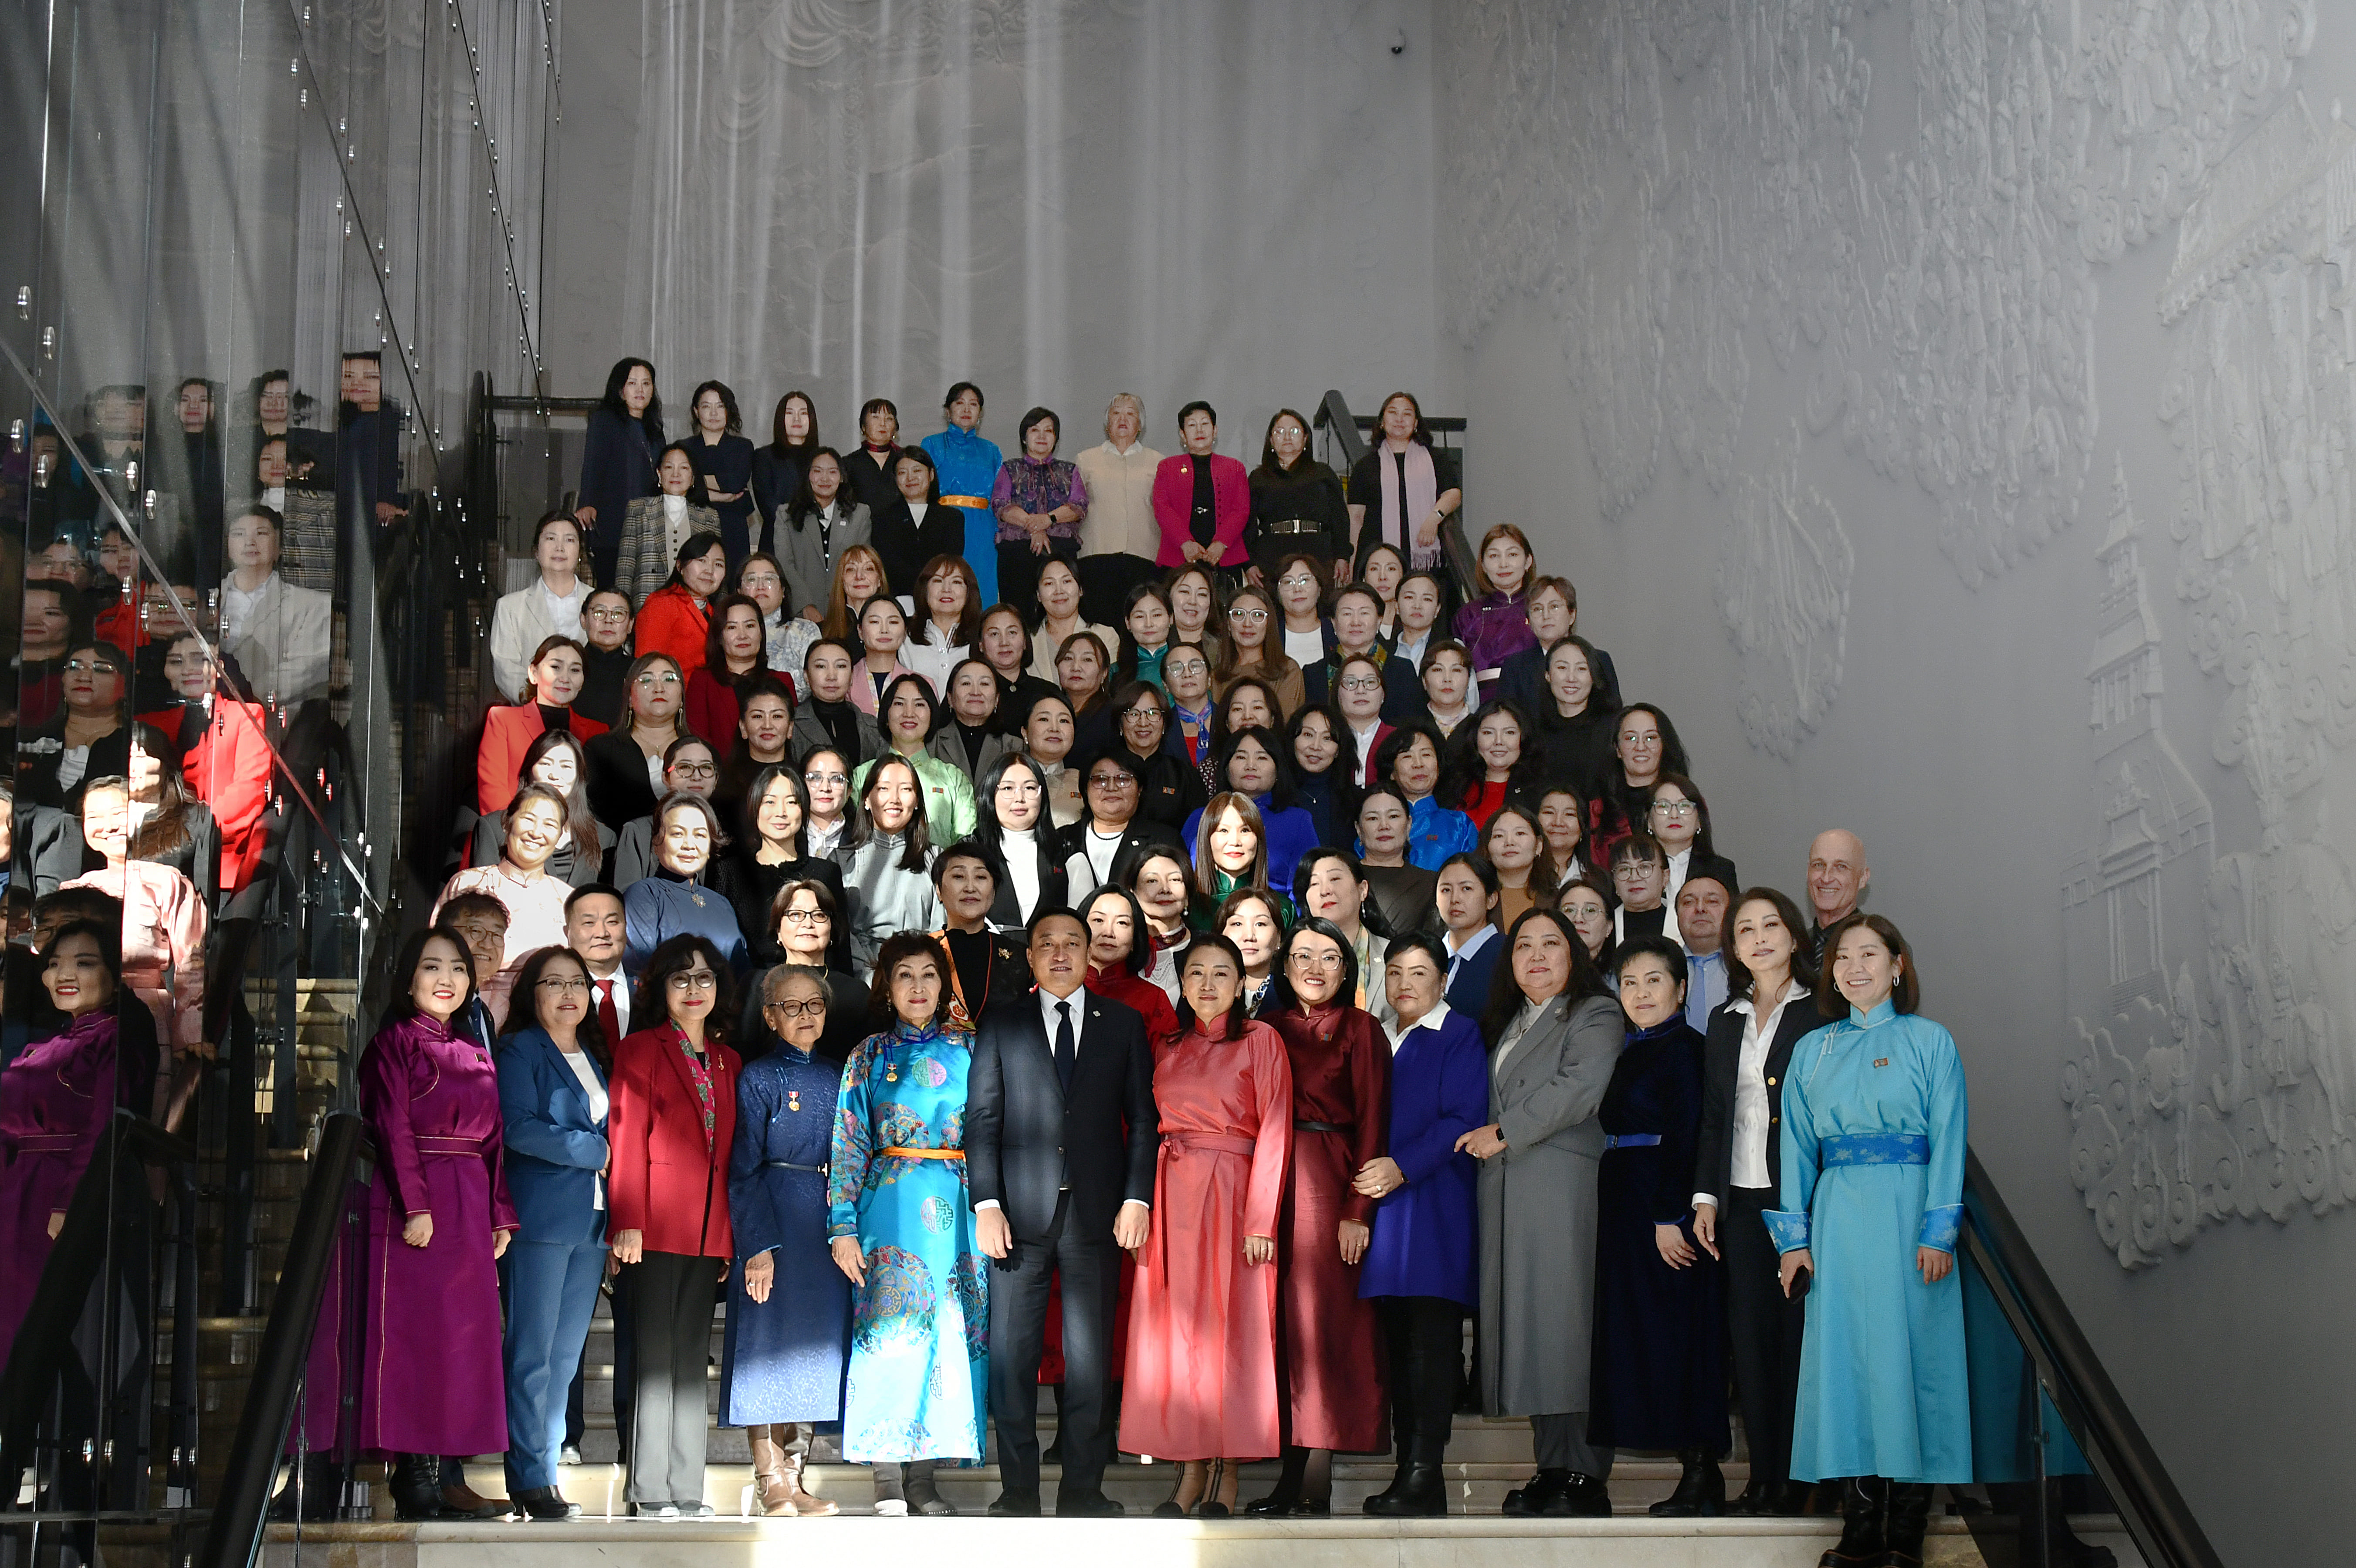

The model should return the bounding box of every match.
[497,1026,611,1246]
[1358,1006,1486,1305]
[1444,929,1503,1016]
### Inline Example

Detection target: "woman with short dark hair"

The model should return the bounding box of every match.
[609,933,742,1519]
[496,946,612,1520]
[992,405,1090,622]
[684,380,757,564]
[1246,918,1389,1516]
[722,966,849,1515]
[1462,908,1623,1518]
[1588,936,1727,1515]
[622,792,748,976]
[1770,915,1968,1568]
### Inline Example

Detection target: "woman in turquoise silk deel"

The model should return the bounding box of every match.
[1767,914,1968,1568]
[827,933,988,1488]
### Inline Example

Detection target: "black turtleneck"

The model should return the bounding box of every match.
[942,927,995,1017]
[810,696,865,763]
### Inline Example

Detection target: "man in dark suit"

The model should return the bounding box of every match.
[964,909,1158,1517]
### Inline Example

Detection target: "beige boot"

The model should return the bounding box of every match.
[748,1426,793,1515]
[776,1423,836,1517]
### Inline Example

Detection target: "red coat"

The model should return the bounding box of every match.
[607,1022,740,1258]
[1151,452,1252,567]
[684,667,742,755]
[139,700,275,893]
[475,703,607,816]
[635,584,712,679]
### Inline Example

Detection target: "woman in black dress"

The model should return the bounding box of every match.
[1248,409,1349,576]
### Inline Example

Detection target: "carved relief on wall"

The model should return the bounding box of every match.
[2060,90,2356,1267]
[1441,0,2311,591]
[1714,427,1853,758]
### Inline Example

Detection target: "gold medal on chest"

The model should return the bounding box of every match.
[787,1090,802,1112]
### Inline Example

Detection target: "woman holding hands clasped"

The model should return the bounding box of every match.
[1120,935,1293,1518]
[827,934,986,1517]
[1769,916,1967,1568]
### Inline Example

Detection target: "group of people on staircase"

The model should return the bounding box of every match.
[146,365,2024,1568]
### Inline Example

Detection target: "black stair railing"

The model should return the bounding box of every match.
[1961,1150,2224,1568]
[195,1111,372,1568]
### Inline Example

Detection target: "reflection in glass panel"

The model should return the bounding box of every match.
[2,0,548,1538]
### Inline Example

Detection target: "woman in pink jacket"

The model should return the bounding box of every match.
[1152,401,1252,581]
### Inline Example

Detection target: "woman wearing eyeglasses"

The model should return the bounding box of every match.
[495,947,612,1521]
[721,966,850,1515]
[1104,679,1207,831]
[1209,585,1305,717]
[609,935,743,1518]
[741,879,869,1061]
[21,640,163,813]
[585,653,688,831]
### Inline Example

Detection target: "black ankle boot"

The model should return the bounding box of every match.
[1819,1477,1885,1568]
[389,1454,444,1521]
[1394,1451,1449,1517]
[1649,1449,1725,1517]
[270,1455,346,1522]
[1244,1446,1306,1514]
[1882,1481,1933,1567]
[1362,1442,1416,1515]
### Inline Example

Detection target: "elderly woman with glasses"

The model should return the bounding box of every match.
[721,966,850,1515]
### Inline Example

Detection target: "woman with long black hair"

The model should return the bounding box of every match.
[576,356,662,586]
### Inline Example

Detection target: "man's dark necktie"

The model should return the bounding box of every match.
[1054,999,1076,1094]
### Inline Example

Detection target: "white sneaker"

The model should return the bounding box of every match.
[873,1499,908,1517]
[560,1446,583,1466]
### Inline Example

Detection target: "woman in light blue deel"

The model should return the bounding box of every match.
[1767,912,1967,1568]
[826,931,986,1516]
[921,381,1004,607]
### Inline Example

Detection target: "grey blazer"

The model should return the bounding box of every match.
[1476,990,1621,1418]
[774,501,873,620]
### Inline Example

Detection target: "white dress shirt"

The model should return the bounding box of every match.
[973,986,1120,1215]
[558,1045,610,1209]
[589,966,632,1041]
[220,578,266,645]
[1000,825,1044,923]
[1693,982,1809,1210]
[1382,998,1454,1054]
[1665,846,1693,901]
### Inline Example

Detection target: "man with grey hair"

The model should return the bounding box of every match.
[1073,392,1164,623]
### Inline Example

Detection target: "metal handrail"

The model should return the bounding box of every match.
[0,1110,200,1514]
[195,1112,372,1568]
[1962,1149,2224,1568]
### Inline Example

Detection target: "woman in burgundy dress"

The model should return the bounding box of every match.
[359,926,520,1518]
[0,922,124,1352]
[1247,917,1391,1514]
[1119,933,1292,1517]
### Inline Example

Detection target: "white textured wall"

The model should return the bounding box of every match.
[1436,1,2353,1558]
[545,0,1440,465]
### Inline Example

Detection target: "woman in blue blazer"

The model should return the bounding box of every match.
[497,946,614,1521]
[1353,932,1489,1516]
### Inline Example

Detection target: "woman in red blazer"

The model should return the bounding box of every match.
[636,536,730,681]
[476,636,609,816]
[683,594,768,752]
[141,631,275,893]
[608,933,741,1518]
[1152,401,1253,572]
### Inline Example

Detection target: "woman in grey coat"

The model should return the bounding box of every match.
[1459,906,1622,1519]
[832,754,940,979]
[774,448,873,619]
